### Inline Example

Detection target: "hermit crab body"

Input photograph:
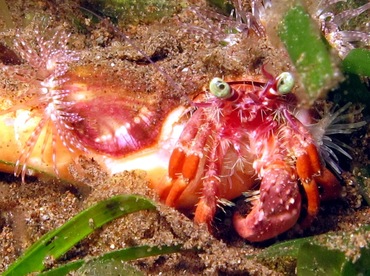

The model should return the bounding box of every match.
[150,69,343,242]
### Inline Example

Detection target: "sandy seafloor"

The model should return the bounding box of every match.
[0,0,369,275]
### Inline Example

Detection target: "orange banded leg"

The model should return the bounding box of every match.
[168,148,186,179]
[164,113,212,208]
[306,143,322,176]
[297,144,342,228]
[300,179,320,228]
[165,150,201,207]
[165,178,189,206]
[296,144,321,228]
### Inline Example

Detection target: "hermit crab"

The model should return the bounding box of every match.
[0,28,362,242]
[148,68,361,242]
[0,1,366,244]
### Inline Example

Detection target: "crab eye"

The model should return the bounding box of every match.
[209,77,231,98]
[276,72,294,94]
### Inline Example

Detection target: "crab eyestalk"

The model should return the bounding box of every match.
[276,72,294,95]
[209,77,232,99]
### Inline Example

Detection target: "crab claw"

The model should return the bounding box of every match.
[233,161,301,242]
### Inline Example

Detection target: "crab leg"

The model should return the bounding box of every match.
[194,143,222,227]
[297,144,341,228]
[315,167,341,201]
[233,161,302,242]
[300,178,320,228]
[168,110,207,179]
[164,110,212,207]
[296,145,321,227]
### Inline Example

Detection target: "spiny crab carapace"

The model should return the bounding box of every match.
[149,68,349,242]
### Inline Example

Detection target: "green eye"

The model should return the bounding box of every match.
[209,77,231,99]
[276,72,294,94]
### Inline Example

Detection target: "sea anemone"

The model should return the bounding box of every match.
[307,103,366,175]
[0,26,84,181]
[313,0,370,59]
[180,0,271,46]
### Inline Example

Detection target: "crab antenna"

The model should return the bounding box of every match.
[79,6,187,100]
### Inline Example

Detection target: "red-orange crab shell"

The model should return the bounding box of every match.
[0,63,181,182]
[149,74,270,210]
[149,69,342,242]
